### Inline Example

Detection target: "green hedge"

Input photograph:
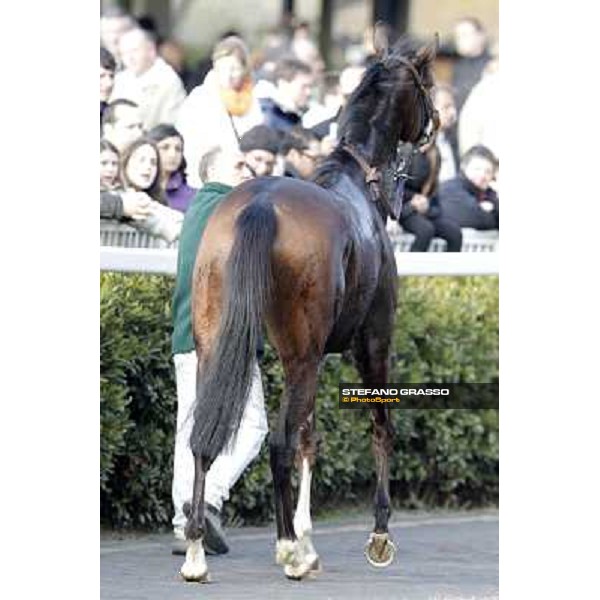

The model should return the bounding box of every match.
[100,274,498,528]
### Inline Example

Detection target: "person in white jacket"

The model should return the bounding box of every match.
[458,58,499,160]
[111,28,187,132]
[175,36,264,188]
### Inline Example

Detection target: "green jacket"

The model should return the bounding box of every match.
[171,182,233,355]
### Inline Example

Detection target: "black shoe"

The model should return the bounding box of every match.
[204,504,229,555]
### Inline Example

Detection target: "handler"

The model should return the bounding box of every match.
[171,146,269,555]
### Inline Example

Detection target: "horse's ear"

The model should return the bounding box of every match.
[373,21,391,59]
[414,33,439,66]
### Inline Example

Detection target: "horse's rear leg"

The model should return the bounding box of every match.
[180,453,210,582]
[353,322,397,568]
[271,360,321,579]
[292,417,321,575]
[179,266,224,583]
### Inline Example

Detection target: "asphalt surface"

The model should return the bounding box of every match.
[101,510,498,600]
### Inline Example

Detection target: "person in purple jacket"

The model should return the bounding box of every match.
[147,124,198,213]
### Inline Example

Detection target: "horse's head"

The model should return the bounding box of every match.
[336,27,439,219]
[381,37,439,150]
[339,28,438,163]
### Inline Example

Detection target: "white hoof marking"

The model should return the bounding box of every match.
[180,539,210,583]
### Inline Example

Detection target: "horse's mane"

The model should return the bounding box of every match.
[311,148,347,189]
[312,38,422,190]
[338,37,422,142]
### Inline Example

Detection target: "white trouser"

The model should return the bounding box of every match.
[172,351,269,532]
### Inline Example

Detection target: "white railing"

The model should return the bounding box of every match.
[100,246,498,276]
[100,220,499,277]
[100,222,177,249]
[100,222,499,254]
[385,221,498,253]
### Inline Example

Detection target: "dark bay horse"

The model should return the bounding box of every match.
[180,33,440,582]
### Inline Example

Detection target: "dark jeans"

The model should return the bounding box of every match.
[401,213,463,252]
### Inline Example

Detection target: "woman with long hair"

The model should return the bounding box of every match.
[146,124,197,213]
[119,137,166,203]
[119,137,183,242]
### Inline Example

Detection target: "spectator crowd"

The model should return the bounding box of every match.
[100,6,499,251]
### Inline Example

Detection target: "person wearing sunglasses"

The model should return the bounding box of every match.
[279,127,321,180]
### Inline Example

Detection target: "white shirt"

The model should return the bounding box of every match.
[458,72,500,159]
[111,57,187,131]
[175,70,264,187]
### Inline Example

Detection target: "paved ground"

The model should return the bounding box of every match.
[101,509,498,600]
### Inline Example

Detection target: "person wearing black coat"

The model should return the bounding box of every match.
[399,144,463,252]
[437,145,499,231]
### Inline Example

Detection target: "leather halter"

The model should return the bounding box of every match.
[339,56,440,219]
[340,139,403,219]
[340,140,383,195]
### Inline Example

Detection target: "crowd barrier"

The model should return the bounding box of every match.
[100,246,498,277]
[101,221,499,253]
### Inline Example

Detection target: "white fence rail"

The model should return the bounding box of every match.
[100,222,499,253]
[100,246,498,276]
[100,221,499,277]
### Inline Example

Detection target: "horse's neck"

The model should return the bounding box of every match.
[327,168,388,236]
[325,159,370,205]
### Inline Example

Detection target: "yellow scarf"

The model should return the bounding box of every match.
[220,78,254,117]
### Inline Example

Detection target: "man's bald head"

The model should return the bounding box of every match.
[199,147,252,186]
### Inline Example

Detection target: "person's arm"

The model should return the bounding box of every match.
[100,191,124,220]
[488,192,499,229]
[100,190,154,221]
[476,188,499,229]
[475,205,498,230]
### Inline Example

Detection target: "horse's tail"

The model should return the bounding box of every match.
[190,194,277,462]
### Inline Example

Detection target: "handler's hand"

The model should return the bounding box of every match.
[122,191,154,220]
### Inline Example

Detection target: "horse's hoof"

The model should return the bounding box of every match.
[180,565,211,583]
[180,539,210,583]
[284,560,312,580]
[364,532,396,568]
[275,539,296,566]
[180,570,211,583]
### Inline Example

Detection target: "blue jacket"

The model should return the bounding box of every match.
[437,175,499,230]
[259,97,302,132]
